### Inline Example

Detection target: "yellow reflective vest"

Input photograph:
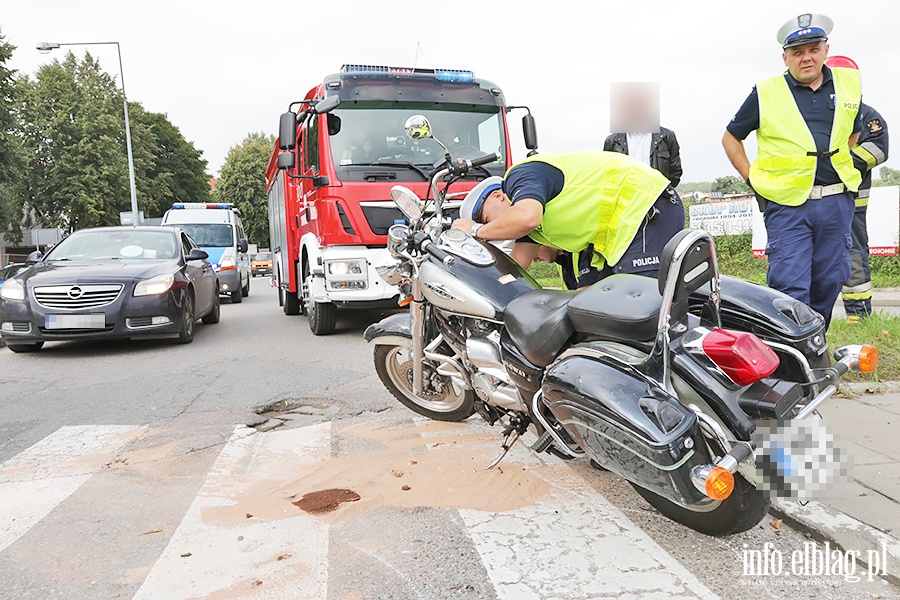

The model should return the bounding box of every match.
[749,67,862,206]
[509,152,669,268]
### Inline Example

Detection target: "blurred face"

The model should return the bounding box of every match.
[783,41,829,86]
[479,190,510,223]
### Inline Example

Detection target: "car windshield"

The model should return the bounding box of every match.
[173,224,234,248]
[255,253,271,261]
[45,230,178,261]
[329,104,506,181]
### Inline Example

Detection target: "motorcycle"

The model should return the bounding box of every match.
[364,115,878,536]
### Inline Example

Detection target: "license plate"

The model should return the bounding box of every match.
[45,314,106,329]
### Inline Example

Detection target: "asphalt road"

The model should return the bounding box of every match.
[1,281,897,600]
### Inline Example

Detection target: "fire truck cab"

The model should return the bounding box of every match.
[266,64,535,335]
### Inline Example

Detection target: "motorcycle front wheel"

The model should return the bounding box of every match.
[629,474,770,536]
[373,344,475,422]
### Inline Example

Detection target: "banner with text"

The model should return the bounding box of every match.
[750,186,899,257]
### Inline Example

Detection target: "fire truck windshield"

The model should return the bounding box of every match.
[328,104,506,181]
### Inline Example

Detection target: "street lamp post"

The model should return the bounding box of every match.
[36,41,140,227]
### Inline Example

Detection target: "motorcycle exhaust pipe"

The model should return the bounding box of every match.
[690,442,753,501]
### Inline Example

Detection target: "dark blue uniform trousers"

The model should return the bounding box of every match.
[763,191,855,328]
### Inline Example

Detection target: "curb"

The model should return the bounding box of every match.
[772,499,900,586]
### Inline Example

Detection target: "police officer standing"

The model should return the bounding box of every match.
[825,56,890,320]
[722,14,862,329]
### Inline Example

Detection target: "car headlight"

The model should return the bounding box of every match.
[0,279,25,301]
[134,273,175,296]
[219,256,237,270]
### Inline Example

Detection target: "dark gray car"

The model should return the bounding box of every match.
[0,226,220,352]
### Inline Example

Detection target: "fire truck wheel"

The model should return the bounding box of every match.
[302,260,336,335]
[283,290,300,315]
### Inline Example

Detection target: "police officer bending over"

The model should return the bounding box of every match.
[452,151,684,287]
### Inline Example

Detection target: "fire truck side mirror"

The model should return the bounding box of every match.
[277,151,295,170]
[279,112,297,150]
[522,113,538,152]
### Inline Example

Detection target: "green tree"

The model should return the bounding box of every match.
[677,181,714,194]
[217,132,274,246]
[0,29,24,240]
[711,175,750,195]
[14,51,158,231]
[873,166,900,187]
[135,110,210,207]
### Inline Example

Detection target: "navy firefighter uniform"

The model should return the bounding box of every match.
[842,102,889,316]
[725,14,862,328]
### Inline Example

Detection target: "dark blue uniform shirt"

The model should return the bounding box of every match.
[727,65,862,186]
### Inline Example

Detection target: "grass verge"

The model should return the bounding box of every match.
[828,311,900,382]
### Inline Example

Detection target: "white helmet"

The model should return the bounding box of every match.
[459,176,503,222]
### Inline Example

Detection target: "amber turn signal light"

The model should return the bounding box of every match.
[397,295,413,307]
[705,466,735,501]
[857,345,878,373]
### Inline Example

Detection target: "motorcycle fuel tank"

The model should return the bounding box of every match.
[419,241,539,319]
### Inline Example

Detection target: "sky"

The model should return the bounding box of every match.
[2,0,898,183]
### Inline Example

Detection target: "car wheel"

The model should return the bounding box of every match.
[202,287,220,324]
[242,276,250,297]
[230,286,242,303]
[176,292,195,344]
[7,342,44,353]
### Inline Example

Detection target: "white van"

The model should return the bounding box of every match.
[161,203,251,303]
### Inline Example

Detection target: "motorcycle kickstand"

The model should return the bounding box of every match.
[474,426,521,473]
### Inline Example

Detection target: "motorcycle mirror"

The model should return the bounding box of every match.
[390,185,424,221]
[404,115,432,140]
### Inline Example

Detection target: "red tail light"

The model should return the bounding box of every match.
[701,328,780,386]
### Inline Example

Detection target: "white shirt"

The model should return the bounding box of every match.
[626,133,652,166]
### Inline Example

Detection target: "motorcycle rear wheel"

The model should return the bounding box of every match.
[629,474,770,536]
[374,344,475,422]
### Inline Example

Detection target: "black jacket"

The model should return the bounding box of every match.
[603,127,683,188]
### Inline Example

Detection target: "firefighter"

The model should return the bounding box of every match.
[824,55,890,320]
[452,151,684,286]
[722,13,862,328]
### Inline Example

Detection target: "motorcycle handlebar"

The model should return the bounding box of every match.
[419,237,455,267]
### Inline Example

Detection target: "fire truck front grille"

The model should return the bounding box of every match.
[361,205,406,236]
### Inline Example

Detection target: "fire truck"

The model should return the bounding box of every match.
[265,64,537,335]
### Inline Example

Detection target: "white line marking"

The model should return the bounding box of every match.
[0,425,144,553]
[133,423,331,600]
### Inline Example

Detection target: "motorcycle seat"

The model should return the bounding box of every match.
[504,289,579,367]
[567,274,661,343]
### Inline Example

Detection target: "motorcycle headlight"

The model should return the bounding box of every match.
[375,258,409,286]
[0,279,25,301]
[134,273,175,296]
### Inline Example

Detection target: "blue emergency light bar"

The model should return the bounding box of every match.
[340,64,474,83]
[171,203,234,210]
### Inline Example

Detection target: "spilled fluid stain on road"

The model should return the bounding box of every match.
[292,489,361,514]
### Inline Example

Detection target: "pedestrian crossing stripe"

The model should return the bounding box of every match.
[0,425,146,554]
